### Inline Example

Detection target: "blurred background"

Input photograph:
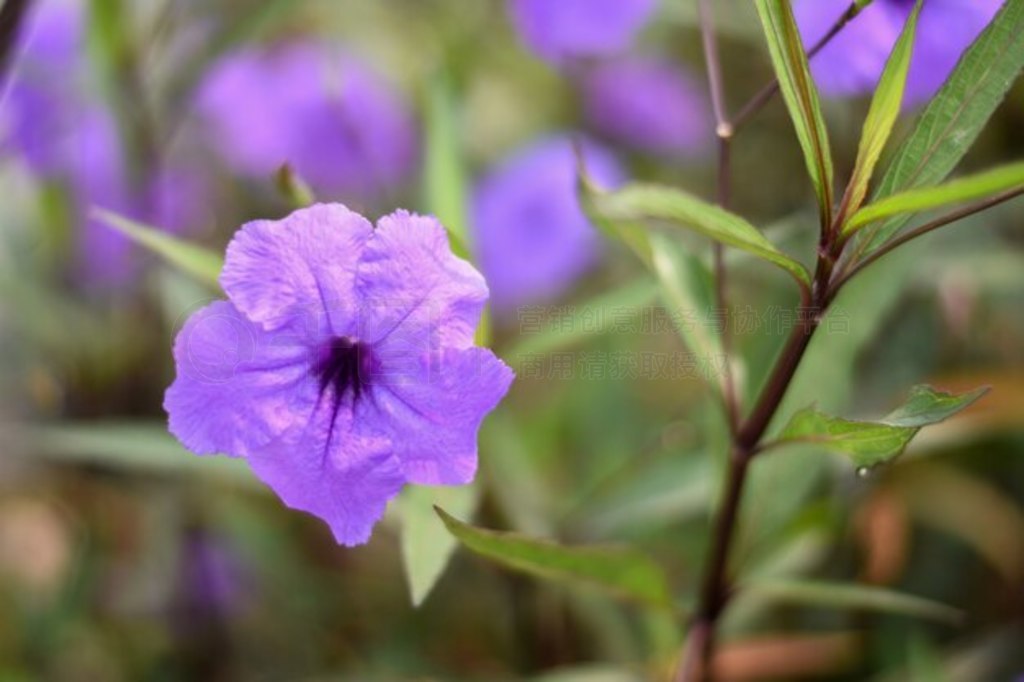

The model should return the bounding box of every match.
[0,0,1022,680]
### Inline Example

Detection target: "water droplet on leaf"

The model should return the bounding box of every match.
[856,466,872,478]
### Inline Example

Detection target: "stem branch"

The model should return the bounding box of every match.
[698,0,740,434]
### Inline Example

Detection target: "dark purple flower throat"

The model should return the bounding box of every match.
[315,337,375,404]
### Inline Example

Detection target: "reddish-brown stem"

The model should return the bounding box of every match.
[677,286,828,682]
[674,3,869,680]
[699,0,740,435]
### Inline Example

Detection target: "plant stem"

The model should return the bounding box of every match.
[674,3,869,679]
[698,0,740,434]
[0,0,33,89]
[676,278,829,682]
[732,1,863,133]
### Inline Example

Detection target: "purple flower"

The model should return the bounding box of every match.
[165,204,514,545]
[509,0,658,62]
[796,0,1002,106]
[472,136,624,310]
[1,0,85,174]
[581,57,711,156]
[1,0,208,284]
[194,43,417,199]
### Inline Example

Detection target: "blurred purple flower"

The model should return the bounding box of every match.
[165,204,513,546]
[509,0,658,62]
[1,0,85,173]
[472,136,625,311]
[1,0,208,284]
[182,530,249,614]
[195,44,417,199]
[582,57,711,156]
[796,0,1002,106]
[4,0,138,284]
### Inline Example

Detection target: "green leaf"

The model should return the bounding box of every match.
[95,209,223,288]
[11,422,254,484]
[398,484,480,607]
[778,384,988,468]
[753,0,835,225]
[882,384,990,428]
[845,161,1024,234]
[745,579,962,624]
[423,74,470,259]
[779,409,916,468]
[581,181,811,289]
[648,233,729,393]
[858,0,1024,250]
[435,507,673,609]
[842,1,920,216]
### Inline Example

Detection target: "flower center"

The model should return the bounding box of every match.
[313,336,375,404]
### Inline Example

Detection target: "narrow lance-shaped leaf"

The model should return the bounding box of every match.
[778,384,989,469]
[841,1,920,218]
[648,233,729,394]
[754,0,835,226]
[435,507,673,609]
[398,483,480,607]
[845,161,1024,234]
[857,0,1024,251]
[744,579,962,624]
[95,209,224,288]
[581,180,812,289]
[16,421,254,484]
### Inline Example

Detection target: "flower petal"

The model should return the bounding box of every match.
[372,347,514,485]
[247,399,405,546]
[220,203,372,333]
[165,301,316,457]
[356,210,488,351]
